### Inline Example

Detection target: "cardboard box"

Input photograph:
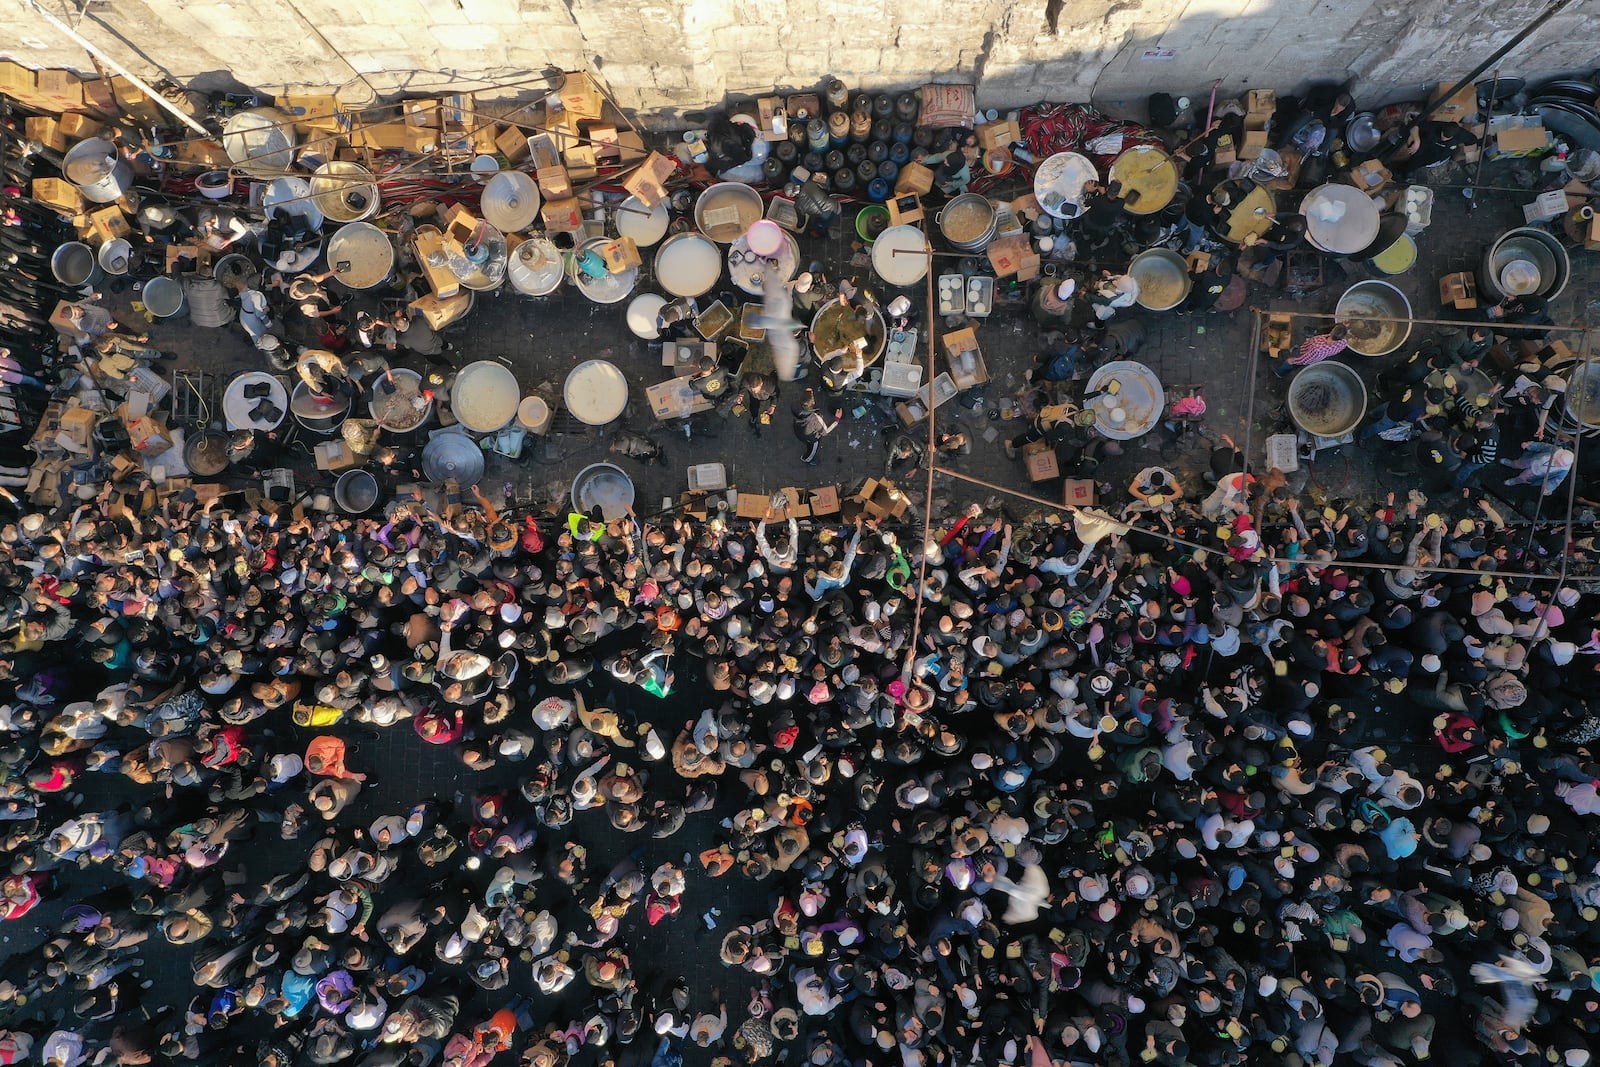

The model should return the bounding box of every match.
[77,77,116,117]
[1026,449,1060,482]
[1347,159,1391,191]
[1438,271,1477,310]
[171,138,231,167]
[314,439,360,471]
[25,117,65,152]
[586,123,620,159]
[496,126,532,162]
[942,326,979,360]
[1246,89,1277,117]
[1062,479,1096,507]
[1495,124,1549,157]
[1538,340,1575,366]
[0,61,35,98]
[1429,81,1478,121]
[85,205,130,244]
[403,99,439,126]
[32,177,83,215]
[853,477,909,519]
[976,119,1021,151]
[599,237,641,273]
[615,130,647,165]
[558,72,604,119]
[564,143,598,181]
[1212,134,1237,166]
[894,161,935,197]
[57,406,98,450]
[442,204,478,247]
[622,151,676,209]
[809,484,840,516]
[355,120,416,151]
[886,193,924,226]
[986,235,1030,277]
[542,196,583,233]
[1239,128,1269,161]
[757,97,787,141]
[439,93,475,129]
[125,415,172,457]
[34,69,83,109]
[536,165,572,199]
[277,93,346,131]
[735,492,773,519]
[57,112,103,139]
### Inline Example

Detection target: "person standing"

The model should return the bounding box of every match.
[1276,323,1349,377]
[793,389,841,466]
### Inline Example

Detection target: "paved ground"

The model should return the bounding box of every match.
[109,152,1588,531]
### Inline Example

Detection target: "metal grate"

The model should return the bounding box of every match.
[171,371,216,427]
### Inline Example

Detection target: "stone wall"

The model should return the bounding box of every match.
[1,0,1590,123]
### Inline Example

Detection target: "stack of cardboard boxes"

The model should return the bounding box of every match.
[1240,90,1275,161]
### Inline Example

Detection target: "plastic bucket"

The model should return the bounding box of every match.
[855,204,890,245]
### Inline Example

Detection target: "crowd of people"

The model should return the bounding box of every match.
[5,80,1600,1067]
[2,341,1600,1067]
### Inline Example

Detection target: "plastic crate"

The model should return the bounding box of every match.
[1402,185,1433,235]
[936,274,965,315]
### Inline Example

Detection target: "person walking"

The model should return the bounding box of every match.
[792,389,841,466]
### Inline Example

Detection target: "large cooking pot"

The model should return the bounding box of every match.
[311,161,381,223]
[936,193,998,252]
[1334,280,1413,356]
[222,107,296,177]
[1128,248,1190,311]
[1287,361,1368,438]
[62,137,132,203]
[51,242,101,290]
[334,469,380,513]
[1479,226,1569,302]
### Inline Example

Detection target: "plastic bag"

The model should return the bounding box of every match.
[704,113,755,174]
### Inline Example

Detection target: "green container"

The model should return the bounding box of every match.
[855,204,890,245]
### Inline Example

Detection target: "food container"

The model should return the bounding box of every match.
[937,274,965,315]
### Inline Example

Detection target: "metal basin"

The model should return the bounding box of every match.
[264,176,325,232]
[334,469,380,513]
[422,431,485,486]
[223,107,296,177]
[1129,248,1190,311]
[479,170,540,233]
[508,238,565,296]
[367,368,432,432]
[810,298,887,367]
[51,242,100,289]
[1287,361,1368,438]
[571,463,636,521]
[62,137,132,203]
[1334,280,1412,356]
[98,238,133,275]
[142,276,185,318]
[694,182,764,243]
[326,222,395,290]
[311,161,381,222]
[1479,226,1569,302]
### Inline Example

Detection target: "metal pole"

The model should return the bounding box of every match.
[1466,68,1499,215]
[24,0,212,138]
[1414,0,1574,125]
